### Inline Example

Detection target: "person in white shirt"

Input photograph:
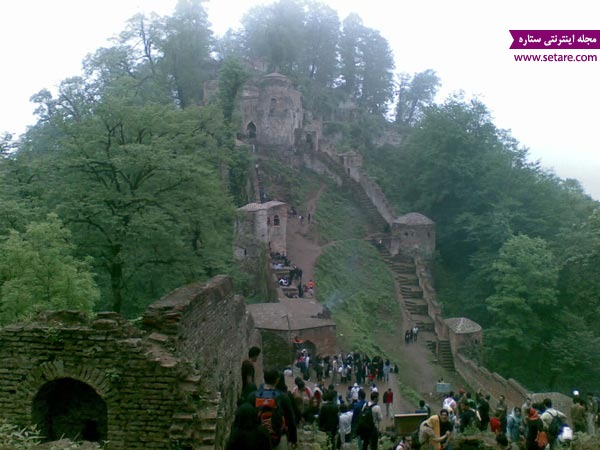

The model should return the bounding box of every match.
[338,403,354,449]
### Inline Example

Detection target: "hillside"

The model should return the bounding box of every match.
[258,156,465,409]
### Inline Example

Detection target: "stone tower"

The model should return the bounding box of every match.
[240,73,303,150]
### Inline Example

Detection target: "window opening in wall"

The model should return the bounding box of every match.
[32,377,108,443]
[274,215,280,226]
[246,122,257,139]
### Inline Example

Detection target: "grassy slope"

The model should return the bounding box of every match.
[316,239,398,354]
[314,187,372,244]
[314,183,398,353]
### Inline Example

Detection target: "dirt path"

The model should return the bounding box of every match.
[284,181,465,423]
[285,183,325,285]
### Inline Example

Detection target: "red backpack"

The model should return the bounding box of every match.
[255,389,286,446]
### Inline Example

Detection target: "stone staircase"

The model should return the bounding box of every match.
[377,248,434,329]
[437,339,455,371]
[168,376,222,449]
[314,151,388,233]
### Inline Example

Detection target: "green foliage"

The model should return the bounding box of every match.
[17,94,236,316]
[218,57,251,122]
[227,147,252,207]
[315,240,397,354]
[339,14,395,114]
[315,186,371,244]
[257,158,315,208]
[0,214,98,325]
[362,94,599,391]
[157,0,215,107]
[483,235,558,382]
[571,432,600,450]
[395,69,441,125]
[556,208,600,330]
[230,245,278,304]
[0,420,42,449]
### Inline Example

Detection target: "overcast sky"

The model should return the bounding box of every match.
[2,0,599,198]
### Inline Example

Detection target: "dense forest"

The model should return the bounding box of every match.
[1,0,599,392]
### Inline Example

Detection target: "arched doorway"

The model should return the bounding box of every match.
[246,122,257,139]
[32,378,107,442]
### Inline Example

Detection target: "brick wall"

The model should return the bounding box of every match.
[260,326,338,371]
[0,276,258,450]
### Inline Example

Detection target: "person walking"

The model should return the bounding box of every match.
[383,388,394,418]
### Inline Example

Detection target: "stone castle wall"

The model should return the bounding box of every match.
[0,276,258,450]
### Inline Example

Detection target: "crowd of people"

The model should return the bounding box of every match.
[417,388,599,450]
[271,251,315,299]
[230,347,407,450]
[232,344,600,450]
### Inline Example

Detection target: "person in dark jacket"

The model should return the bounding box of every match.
[246,368,298,449]
[525,408,544,450]
[319,391,340,449]
[226,402,272,450]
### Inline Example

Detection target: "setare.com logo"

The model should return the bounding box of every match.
[510,30,599,62]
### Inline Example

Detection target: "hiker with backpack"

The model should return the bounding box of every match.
[525,407,546,450]
[246,368,298,449]
[540,398,567,449]
[357,391,383,450]
[226,402,272,450]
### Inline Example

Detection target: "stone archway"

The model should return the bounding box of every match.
[32,378,107,442]
[246,122,257,139]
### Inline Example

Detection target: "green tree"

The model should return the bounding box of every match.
[358,27,394,114]
[338,14,394,114]
[484,235,559,384]
[557,208,600,330]
[395,69,441,126]
[217,57,251,122]
[21,93,235,316]
[338,14,363,97]
[300,2,340,85]
[241,0,305,73]
[157,0,214,107]
[0,214,98,325]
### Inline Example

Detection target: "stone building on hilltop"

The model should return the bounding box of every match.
[205,71,319,153]
[238,73,303,150]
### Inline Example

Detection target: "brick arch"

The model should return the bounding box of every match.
[17,360,115,413]
[32,377,108,442]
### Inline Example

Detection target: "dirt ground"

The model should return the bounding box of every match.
[284,184,467,425]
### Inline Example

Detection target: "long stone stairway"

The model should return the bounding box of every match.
[314,151,388,233]
[306,147,456,372]
[377,245,455,371]
[377,247,434,332]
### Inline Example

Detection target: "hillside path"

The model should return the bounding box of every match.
[284,182,465,426]
[285,183,325,284]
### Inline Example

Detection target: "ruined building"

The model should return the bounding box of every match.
[0,276,259,450]
[234,200,288,258]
